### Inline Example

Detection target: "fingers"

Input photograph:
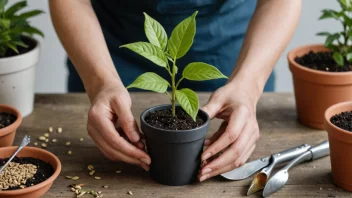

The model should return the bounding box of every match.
[111,97,141,142]
[88,104,151,166]
[199,145,256,182]
[204,122,227,146]
[200,122,258,176]
[201,106,249,162]
[201,93,223,119]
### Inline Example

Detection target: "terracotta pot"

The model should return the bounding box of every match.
[0,105,22,147]
[324,101,352,191]
[0,146,61,198]
[288,44,352,129]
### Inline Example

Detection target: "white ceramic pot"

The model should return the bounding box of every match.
[0,37,39,117]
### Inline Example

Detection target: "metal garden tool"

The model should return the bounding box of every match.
[221,144,310,181]
[263,140,329,197]
[246,144,311,195]
[0,135,31,174]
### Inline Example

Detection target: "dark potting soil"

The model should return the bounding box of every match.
[0,112,16,129]
[330,111,352,132]
[295,51,352,72]
[0,37,36,58]
[0,157,54,190]
[145,108,205,130]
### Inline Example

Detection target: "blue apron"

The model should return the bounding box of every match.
[67,0,275,92]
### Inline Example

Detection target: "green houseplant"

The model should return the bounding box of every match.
[0,0,44,117]
[120,12,227,186]
[288,0,352,129]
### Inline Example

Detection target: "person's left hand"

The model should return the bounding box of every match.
[198,83,260,182]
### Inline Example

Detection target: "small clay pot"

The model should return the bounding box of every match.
[140,105,210,186]
[0,105,22,147]
[0,146,61,198]
[325,101,352,191]
[288,44,352,129]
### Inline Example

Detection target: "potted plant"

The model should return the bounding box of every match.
[324,101,352,191]
[0,146,61,197]
[120,11,227,186]
[0,0,44,117]
[288,0,352,129]
[0,104,21,147]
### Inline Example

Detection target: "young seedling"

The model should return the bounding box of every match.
[317,0,352,67]
[120,11,227,121]
[0,0,44,57]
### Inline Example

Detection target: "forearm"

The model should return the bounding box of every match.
[49,0,123,100]
[228,0,301,102]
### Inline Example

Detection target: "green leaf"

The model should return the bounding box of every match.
[126,72,170,93]
[0,19,10,29]
[339,0,352,9]
[12,40,28,48]
[316,32,331,36]
[333,52,344,66]
[183,62,228,81]
[168,11,197,59]
[325,33,340,47]
[22,26,44,37]
[6,42,19,54]
[143,12,167,51]
[173,65,178,74]
[319,9,340,20]
[120,42,167,67]
[176,88,199,121]
[0,0,8,13]
[14,10,44,21]
[347,52,352,62]
[4,1,26,18]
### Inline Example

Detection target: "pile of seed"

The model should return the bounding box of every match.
[0,162,37,190]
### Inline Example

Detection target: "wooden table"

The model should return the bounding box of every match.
[14,93,350,198]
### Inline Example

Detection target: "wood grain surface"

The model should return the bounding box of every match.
[12,93,350,198]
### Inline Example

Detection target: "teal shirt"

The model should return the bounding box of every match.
[67,0,275,92]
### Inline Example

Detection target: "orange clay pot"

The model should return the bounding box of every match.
[325,101,352,191]
[288,44,352,129]
[0,146,61,198]
[0,105,22,147]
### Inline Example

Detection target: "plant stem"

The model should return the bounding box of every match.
[171,59,176,117]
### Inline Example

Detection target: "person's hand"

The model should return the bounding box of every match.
[198,83,260,181]
[87,83,151,171]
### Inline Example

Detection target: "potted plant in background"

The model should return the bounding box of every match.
[120,11,227,186]
[288,0,352,129]
[0,104,21,147]
[325,101,352,191]
[0,0,44,117]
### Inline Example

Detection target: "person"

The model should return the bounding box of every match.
[49,0,301,182]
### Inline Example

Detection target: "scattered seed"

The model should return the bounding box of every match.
[52,139,57,143]
[48,127,53,133]
[38,136,46,141]
[89,170,95,176]
[103,185,108,188]
[44,133,50,138]
[66,176,73,179]
[94,176,101,180]
[57,127,63,133]
[71,176,80,181]
[79,138,84,142]
[98,191,102,194]
[127,191,133,195]
[34,142,38,146]
[88,165,94,171]
[45,138,49,143]
[66,141,71,146]
[116,170,122,174]
[76,185,82,190]
[41,143,47,148]
[68,150,72,155]
[77,191,87,198]
[71,187,76,192]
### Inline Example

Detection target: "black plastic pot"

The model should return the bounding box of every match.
[140,104,210,186]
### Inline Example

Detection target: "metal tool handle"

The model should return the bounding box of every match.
[284,140,330,171]
[272,144,311,164]
[310,140,329,160]
[0,135,31,174]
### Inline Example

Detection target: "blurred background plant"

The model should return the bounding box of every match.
[0,0,43,57]
[317,0,352,67]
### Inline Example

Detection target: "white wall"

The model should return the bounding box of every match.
[23,0,340,93]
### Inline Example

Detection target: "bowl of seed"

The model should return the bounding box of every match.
[0,146,61,198]
[0,104,22,147]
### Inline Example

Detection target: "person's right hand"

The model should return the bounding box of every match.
[87,84,151,171]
